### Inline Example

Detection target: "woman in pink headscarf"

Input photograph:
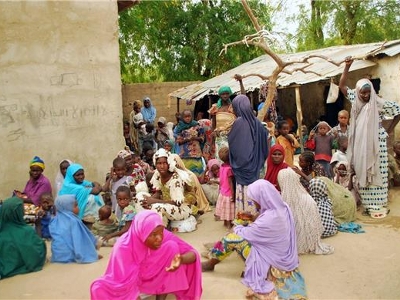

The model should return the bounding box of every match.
[90,210,202,300]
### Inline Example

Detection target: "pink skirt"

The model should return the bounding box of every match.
[215,193,235,221]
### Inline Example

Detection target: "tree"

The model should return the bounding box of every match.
[118,0,273,83]
[296,0,400,50]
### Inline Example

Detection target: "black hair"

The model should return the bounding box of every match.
[277,120,288,130]
[113,156,126,167]
[300,151,315,166]
[116,185,130,196]
[181,109,192,118]
[337,136,348,147]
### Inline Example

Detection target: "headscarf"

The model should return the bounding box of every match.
[58,163,103,219]
[347,78,385,187]
[0,197,46,278]
[158,117,166,125]
[171,153,210,212]
[234,180,298,294]
[90,210,202,300]
[277,169,330,255]
[264,144,288,189]
[207,159,221,179]
[216,86,233,108]
[117,149,133,159]
[49,195,98,263]
[228,95,269,185]
[55,159,73,195]
[150,149,191,190]
[174,111,199,134]
[30,156,45,170]
[141,97,157,123]
[133,99,142,109]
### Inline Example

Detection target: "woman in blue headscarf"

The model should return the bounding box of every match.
[58,163,104,225]
[49,195,99,263]
[228,95,269,215]
[141,97,157,124]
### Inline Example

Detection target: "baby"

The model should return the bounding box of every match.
[92,205,118,247]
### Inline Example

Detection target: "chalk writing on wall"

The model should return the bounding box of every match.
[1,95,113,142]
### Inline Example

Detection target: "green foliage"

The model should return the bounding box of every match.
[119,0,273,83]
[295,0,400,51]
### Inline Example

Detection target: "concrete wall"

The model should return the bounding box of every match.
[122,82,200,123]
[0,1,124,199]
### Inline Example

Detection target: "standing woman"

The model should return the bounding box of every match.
[228,95,269,215]
[339,57,400,215]
[141,97,157,124]
[129,100,144,153]
[208,86,236,161]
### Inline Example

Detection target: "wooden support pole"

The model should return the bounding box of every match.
[295,85,304,153]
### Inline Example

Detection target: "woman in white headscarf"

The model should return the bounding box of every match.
[141,149,195,226]
[55,159,73,195]
[339,57,400,215]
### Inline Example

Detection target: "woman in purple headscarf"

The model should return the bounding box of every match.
[201,180,306,300]
[228,95,269,215]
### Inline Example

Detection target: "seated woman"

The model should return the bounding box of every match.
[54,159,72,195]
[0,197,46,279]
[295,151,356,224]
[49,195,100,264]
[201,180,307,300]
[278,168,334,254]
[58,163,104,226]
[15,156,52,206]
[90,210,202,300]
[142,149,194,227]
[263,144,289,191]
[174,109,205,176]
[200,159,221,206]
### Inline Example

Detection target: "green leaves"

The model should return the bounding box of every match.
[118,1,273,83]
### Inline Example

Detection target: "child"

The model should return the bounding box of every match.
[36,192,55,239]
[123,121,133,151]
[155,117,170,149]
[200,159,221,206]
[215,147,235,229]
[102,186,136,244]
[132,152,151,176]
[276,120,300,167]
[333,161,361,207]
[92,205,118,247]
[49,195,100,263]
[330,136,348,171]
[329,110,349,139]
[305,121,334,179]
[128,152,147,185]
[140,123,156,156]
[163,139,174,153]
[103,157,132,217]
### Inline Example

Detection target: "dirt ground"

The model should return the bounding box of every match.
[1,188,400,300]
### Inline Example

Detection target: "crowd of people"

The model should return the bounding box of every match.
[1,57,400,300]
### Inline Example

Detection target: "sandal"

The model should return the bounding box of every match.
[201,251,210,259]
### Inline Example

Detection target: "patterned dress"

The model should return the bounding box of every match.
[207,233,307,300]
[347,88,400,209]
[150,172,192,226]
